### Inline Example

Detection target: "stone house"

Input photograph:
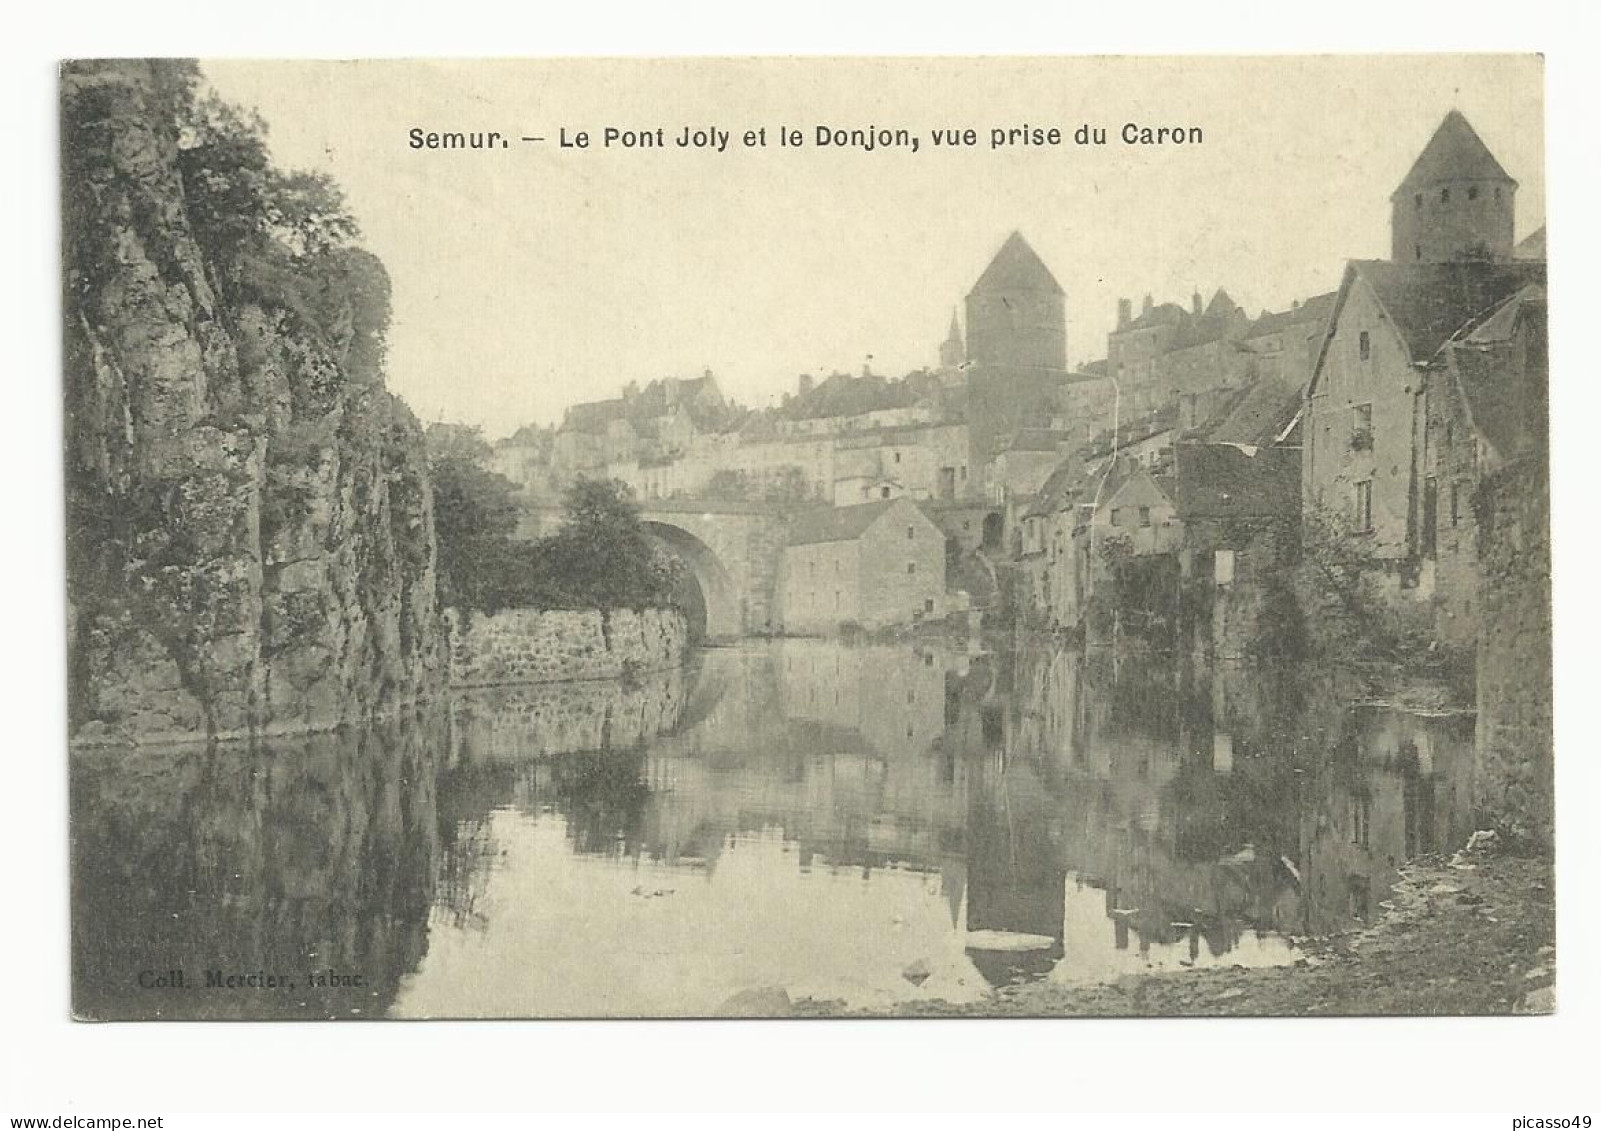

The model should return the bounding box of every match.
[1171,442,1302,659]
[1302,108,1543,641]
[1240,292,1336,390]
[777,498,947,634]
[1302,258,1544,577]
[1423,282,1547,654]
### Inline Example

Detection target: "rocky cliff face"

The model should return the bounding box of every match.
[63,60,443,743]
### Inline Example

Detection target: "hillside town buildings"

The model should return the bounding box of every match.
[485,110,1543,646]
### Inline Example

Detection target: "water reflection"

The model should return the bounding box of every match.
[70,639,1478,1018]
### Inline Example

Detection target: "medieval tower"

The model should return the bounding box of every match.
[1391,110,1517,264]
[963,230,1067,371]
[962,231,1069,472]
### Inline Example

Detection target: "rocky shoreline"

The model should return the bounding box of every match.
[788,847,1555,1018]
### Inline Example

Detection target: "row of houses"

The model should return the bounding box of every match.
[1007,110,1547,667]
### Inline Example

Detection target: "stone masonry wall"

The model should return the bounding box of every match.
[1474,456,1552,849]
[449,607,686,688]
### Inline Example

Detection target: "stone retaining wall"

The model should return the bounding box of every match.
[448,607,686,688]
[1474,458,1553,849]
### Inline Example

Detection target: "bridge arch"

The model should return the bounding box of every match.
[642,520,742,641]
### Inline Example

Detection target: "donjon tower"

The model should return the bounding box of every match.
[964,230,1067,371]
[963,231,1069,474]
[1391,110,1517,264]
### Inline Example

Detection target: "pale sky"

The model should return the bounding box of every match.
[202,56,1545,439]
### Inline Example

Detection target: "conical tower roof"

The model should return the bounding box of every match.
[968,231,1064,296]
[1392,110,1516,199]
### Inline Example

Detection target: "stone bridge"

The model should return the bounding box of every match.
[516,498,789,640]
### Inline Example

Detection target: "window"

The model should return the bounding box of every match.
[924,598,935,613]
[1352,403,1373,449]
[1111,507,1125,527]
[1414,192,1423,209]
[907,562,917,575]
[1445,421,1454,448]
[1215,548,1236,586]
[880,486,891,499]
[1359,331,1371,360]
[1415,244,1423,261]
[1355,480,1374,532]
[1139,506,1151,527]
[907,526,915,540]
[1495,186,1502,201]
[959,465,968,481]
[893,451,901,463]
[1450,482,1461,526]
[1441,187,1451,203]
[1468,185,1480,201]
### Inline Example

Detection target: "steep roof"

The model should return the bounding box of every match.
[786,498,928,545]
[1197,379,1305,448]
[1392,110,1516,199]
[783,370,942,421]
[1243,292,1337,340]
[1118,302,1187,334]
[969,231,1064,296]
[1515,225,1546,261]
[1446,285,1547,462]
[1173,443,1301,520]
[1354,259,1545,361]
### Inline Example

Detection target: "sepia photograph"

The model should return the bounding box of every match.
[60,54,1553,1024]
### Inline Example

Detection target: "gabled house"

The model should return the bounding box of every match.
[1172,442,1303,657]
[1424,283,1547,651]
[777,498,947,634]
[1302,258,1545,567]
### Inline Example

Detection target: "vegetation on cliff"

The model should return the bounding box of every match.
[63,60,442,742]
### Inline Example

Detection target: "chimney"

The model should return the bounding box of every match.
[1142,293,1154,316]
[1192,290,1203,316]
[797,373,814,397]
[1117,298,1132,328]
[1292,299,1300,310]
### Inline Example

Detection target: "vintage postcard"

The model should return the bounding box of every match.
[63,56,1551,1020]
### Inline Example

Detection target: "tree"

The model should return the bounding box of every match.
[429,450,522,612]
[539,478,676,610]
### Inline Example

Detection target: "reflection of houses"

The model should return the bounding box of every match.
[777,498,948,634]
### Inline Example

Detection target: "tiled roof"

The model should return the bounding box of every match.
[1199,379,1305,448]
[787,499,917,545]
[1118,302,1187,334]
[1172,443,1301,520]
[969,231,1064,296]
[785,370,943,421]
[1243,292,1337,340]
[1447,286,1547,462]
[1392,110,1516,198]
[1355,259,1546,361]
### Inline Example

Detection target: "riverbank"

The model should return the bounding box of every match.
[793,849,1555,1018]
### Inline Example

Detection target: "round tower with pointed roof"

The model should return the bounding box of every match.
[963,231,1067,372]
[1391,110,1517,264]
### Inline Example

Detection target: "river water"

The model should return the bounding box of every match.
[71,638,1478,1019]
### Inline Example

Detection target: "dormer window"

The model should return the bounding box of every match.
[1441,187,1451,203]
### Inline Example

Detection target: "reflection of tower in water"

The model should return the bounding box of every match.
[959,696,1068,987]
